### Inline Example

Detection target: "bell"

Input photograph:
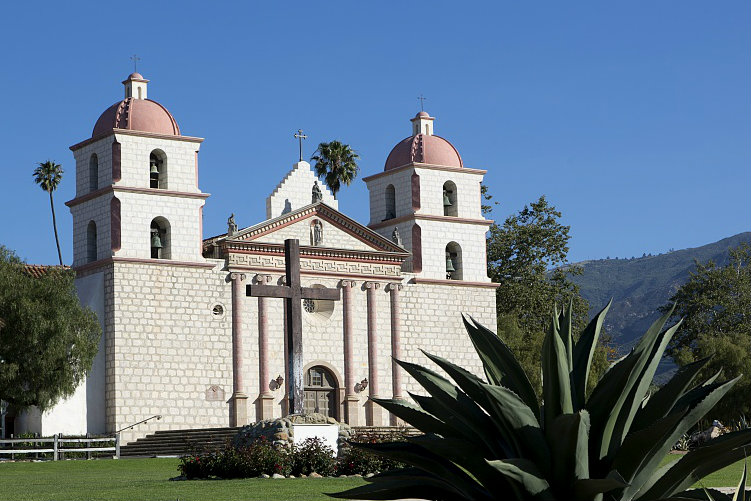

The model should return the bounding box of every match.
[445,254,455,273]
[150,160,159,175]
[443,192,452,207]
[151,230,162,248]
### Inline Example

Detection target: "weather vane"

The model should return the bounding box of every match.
[417,94,427,111]
[130,54,141,73]
[294,129,308,162]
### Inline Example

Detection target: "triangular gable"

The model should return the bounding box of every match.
[228,202,407,255]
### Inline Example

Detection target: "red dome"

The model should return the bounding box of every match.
[384,134,463,171]
[92,98,180,138]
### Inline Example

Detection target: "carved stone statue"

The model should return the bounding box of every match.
[312,220,324,246]
[392,226,402,246]
[227,213,238,236]
[312,181,323,204]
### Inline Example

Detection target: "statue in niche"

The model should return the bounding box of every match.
[311,219,324,246]
[312,181,323,204]
[392,226,402,246]
[227,213,237,236]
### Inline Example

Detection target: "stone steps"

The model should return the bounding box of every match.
[119,427,242,458]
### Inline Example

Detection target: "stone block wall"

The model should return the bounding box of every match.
[400,281,497,394]
[417,219,491,282]
[115,134,202,193]
[108,261,232,443]
[114,191,205,262]
[365,168,414,224]
[73,136,115,197]
[413,166,484,219]
[70,196,113,267]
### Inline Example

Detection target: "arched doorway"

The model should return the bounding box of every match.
[304,365,338,419]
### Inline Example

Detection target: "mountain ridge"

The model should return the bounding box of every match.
[569,231,751,353]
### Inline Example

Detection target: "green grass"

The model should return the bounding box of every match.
[0,456,745,501]
[0,458,365,501]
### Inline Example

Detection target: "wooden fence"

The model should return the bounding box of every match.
[0,434,120,460]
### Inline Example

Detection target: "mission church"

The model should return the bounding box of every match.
[17,73,498,444]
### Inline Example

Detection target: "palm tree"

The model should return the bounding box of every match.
[33,160,64,265]
[310,140,360,199]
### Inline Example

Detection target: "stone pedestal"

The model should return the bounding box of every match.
[256,394,275,421]
[344,396,360,426]
[230,392,249,427]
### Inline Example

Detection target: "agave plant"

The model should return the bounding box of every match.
[333,302,751,501]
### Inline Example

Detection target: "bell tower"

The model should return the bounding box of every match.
[363,111,492,283]
[67,73,207,267]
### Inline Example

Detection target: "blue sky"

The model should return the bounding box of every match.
[0,1,748,265]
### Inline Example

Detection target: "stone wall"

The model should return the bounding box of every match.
[266,161,337,219]
[108,260,231,443]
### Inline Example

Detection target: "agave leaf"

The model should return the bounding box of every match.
[397,359,507,458]
[638,428,751,499]
[672,369,724,414]
[541,314,574,432]
[560,299,574,371]
[732,461,747,501]
[572,470,629,501]
[422,350,549,467]
[548,411,590,493]
[617,376,740,499]
[348,441,492,500]
[329,467,486,500]
[631,356,712,432]
[572,300,612,410]
[463,314,540,417]
[485,458,555,500]
[587,307,676,464]
[369,397,455,437]
[659,489,729,501]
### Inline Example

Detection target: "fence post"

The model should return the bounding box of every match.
[86,433,91,460]
[115,433,120,459]
[53,434,59,461]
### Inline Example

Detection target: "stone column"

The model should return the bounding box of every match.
[256,274,274,421]
[388,283,404,425]
[230,272,248,427]
[341,280,358,425]
[365,281,382,426]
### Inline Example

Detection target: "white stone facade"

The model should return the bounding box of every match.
[27,76,500,444]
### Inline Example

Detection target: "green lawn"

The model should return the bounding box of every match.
[0,456,745,501]
[0,458,365,501]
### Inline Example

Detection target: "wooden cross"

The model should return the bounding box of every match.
[417,94,427,111]
[130,54,141,73]
[246,239,340,415]
[294,129,307,162]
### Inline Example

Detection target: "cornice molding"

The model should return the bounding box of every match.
[409,277,500,288]
[73,256,216,273]
[369,213,493,230]
[66,185,210,207]
[362,162,487,182]
[70,128,204,151]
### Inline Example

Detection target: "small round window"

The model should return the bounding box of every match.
[302,285,335,325]
[212,304,224,317]
[303,299,316,313]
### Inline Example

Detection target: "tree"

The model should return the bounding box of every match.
[486,195,609,394]
[33,160,64,265]
[310,141,359,198]
[0,246,100,410]
[660,243,751,421]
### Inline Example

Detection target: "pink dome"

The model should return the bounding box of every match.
[92,98,180,137]
[415,111,430,118]
[384,134,463,171]
[128,72,145,80]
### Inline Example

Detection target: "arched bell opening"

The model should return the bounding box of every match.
[149,149,167,189]
[384,184,396,220]
[443,180,458,217]
[150,217,171,259]
[89,154,99,192]
[445,241,463,280]
[86,220,97,263]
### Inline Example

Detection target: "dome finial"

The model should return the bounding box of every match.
[122,72,149,100]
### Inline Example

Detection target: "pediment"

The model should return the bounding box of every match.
[227,202,407,255]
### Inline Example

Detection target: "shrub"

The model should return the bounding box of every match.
[291,438,336,476]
